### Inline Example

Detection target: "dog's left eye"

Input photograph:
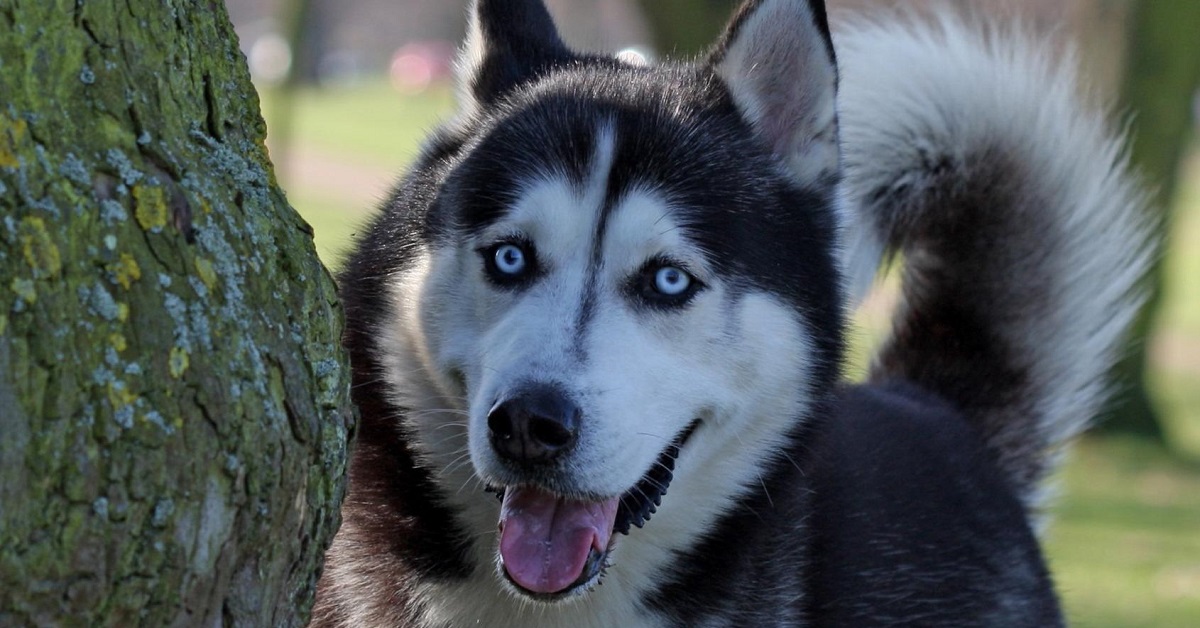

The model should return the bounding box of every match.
[634,260,702,306]
[654,267,691,296]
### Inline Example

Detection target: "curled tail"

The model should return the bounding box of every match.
[836,14,1155,508]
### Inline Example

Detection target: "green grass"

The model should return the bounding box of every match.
[256,79,1200,626]
[260,80,456,172]
[259,80,457,266]
[1048,437,1200,627]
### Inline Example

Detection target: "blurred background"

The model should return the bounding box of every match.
[227,0,1199,625]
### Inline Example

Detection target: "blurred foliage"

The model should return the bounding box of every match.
[634,0,738,58]
[1100,0,1200,442]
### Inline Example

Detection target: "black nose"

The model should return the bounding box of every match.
[488,384,580,464]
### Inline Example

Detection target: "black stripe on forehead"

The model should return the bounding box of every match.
[439,62,710,238]
[441,97,601,237]
[571,125,624,359]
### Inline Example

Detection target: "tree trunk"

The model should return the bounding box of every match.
[1099,0,1200,441]
[0,1,353,625]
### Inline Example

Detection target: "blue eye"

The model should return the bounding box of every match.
[654,266,691,296]
[634,260,702,307]
[493,243,527,276]
[482,241,537,286]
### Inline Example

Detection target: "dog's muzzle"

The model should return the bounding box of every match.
[483,384,700,599]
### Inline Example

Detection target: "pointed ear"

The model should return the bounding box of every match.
[455,0,575,116]
[710,0,839,182]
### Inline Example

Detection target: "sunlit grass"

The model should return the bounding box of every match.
[260,80,456,171]
[259,79,457,268]
[1048,437,1200,627]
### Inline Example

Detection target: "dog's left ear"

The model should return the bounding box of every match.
[710,0,838,182]
[455,0,575,117]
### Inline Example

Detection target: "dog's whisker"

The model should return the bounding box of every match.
[634,431,671,444]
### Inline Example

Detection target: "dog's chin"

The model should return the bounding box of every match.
[487,420,701,602]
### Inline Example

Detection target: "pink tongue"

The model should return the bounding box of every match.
[498,487,619,594]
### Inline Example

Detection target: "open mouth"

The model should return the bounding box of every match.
[491,420,700,599]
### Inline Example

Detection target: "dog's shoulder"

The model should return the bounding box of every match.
[801,382,1064,626]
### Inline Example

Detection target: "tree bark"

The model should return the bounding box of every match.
[1099,0,1200,441]
[0,1,353,625]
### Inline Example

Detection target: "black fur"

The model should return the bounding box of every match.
[651,384,1062,626]
[867,146,1056,495]
[804,383,1062,625]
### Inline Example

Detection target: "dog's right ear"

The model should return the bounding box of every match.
[710,0,839,183]
[455,0,575,117]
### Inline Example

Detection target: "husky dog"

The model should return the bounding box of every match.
[312,0,1150,625]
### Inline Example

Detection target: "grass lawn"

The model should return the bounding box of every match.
[1049,437,1200,627]
[259,79,1200,625]
[259,81,456,265]
[260,80,456,173]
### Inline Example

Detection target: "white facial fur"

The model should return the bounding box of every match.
[373,124,817,625]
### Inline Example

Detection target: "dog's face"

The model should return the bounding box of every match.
[376,0,843,603]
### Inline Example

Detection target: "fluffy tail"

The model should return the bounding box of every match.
[835,14,1154,509]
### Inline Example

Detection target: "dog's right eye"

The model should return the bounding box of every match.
[481,241,537,285]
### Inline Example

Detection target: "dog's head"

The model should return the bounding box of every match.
[376,0,844,602]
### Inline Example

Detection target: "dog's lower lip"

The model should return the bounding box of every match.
[502,545,607,599]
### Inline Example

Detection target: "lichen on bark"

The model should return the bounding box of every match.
[0,1,353,625]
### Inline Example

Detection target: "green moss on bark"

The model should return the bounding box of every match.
[0,1,353,625]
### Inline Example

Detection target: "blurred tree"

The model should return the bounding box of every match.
[268,0,315,184]
[270,0,338,184]
[635,0,738,57]
[1099,0,1200,442]
[283,0,334,86]
[0,0,352,625]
